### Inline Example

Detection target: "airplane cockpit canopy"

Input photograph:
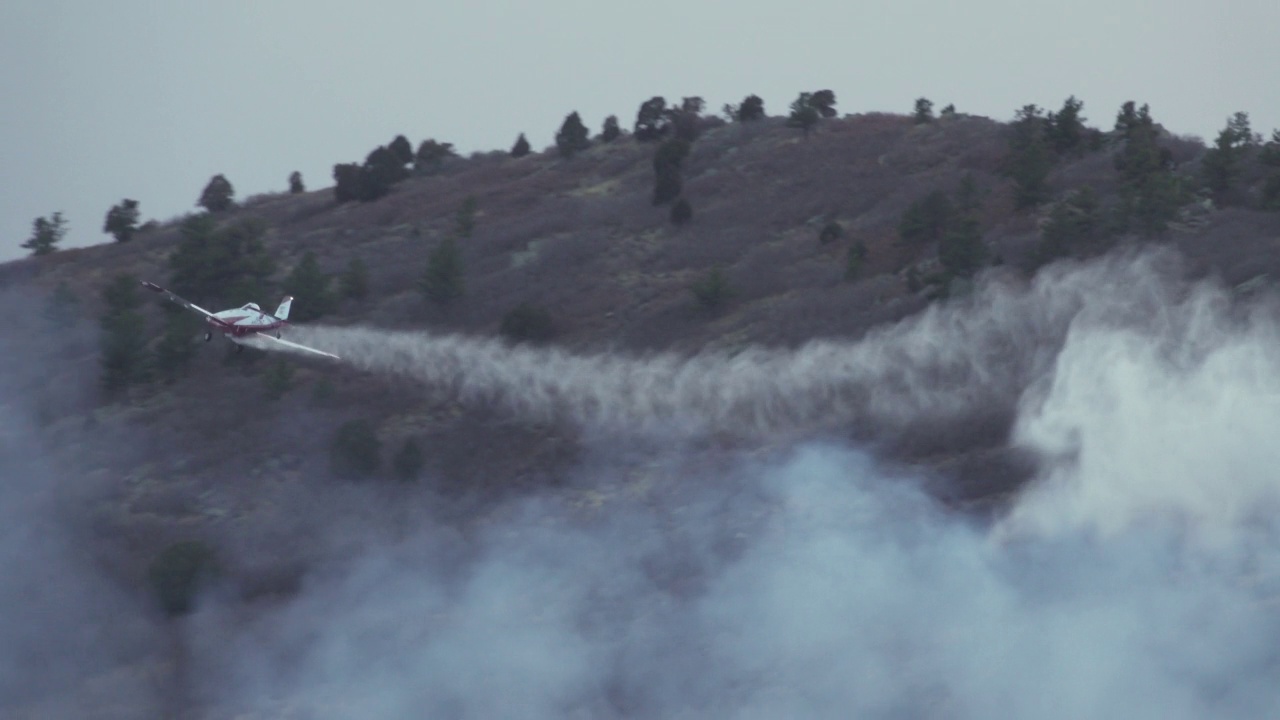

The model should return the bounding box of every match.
[242,302,261,311]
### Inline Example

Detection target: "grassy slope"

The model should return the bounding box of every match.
[4,109,1280,612]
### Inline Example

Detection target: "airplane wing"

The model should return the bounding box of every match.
[139,281,223,323]
[251,332,340,360]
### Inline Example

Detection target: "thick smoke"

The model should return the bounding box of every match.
[187,441,1280,718]
[0,300,166,717]
[7,249,1280,717]
[186,248,1280,718]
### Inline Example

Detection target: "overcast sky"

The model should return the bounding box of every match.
[2,0,1277,262]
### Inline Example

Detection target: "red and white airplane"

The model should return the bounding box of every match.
[141,281,339,360]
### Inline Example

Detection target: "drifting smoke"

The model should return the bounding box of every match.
[183,248,1280,718]
[6,249,1280,717]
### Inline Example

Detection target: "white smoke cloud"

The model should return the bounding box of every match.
[9,249,1280,717]
[1006,263,1280,541]
[187,444,1280,718]
[199,248,1280,718]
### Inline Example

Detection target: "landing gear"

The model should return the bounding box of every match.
[204,331,212,342]
[276,332,282,339]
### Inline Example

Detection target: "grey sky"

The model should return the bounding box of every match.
[2,0,1276,262]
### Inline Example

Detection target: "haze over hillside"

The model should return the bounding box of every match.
[3,94,1280,717]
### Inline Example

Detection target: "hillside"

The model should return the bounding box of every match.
[5,105,1280,717]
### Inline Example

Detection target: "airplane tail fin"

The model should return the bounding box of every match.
[274,296,293,321]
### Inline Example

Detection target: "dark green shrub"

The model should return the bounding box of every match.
[899,190,953,245]
[341,257,369,300]
[283,252,333,322]
[262,360,295,401]
[421,237,464,305]
[670,198,693,225]
[393,438,424,482]
[499,302,556,343]
[288,171,305,194]
[845,241,868,280]
[1002,105,1053,208]
[100,274,149,393]
[44,282,79,328]
[330,419,381,479]
[691,267,732,312]
[148,540,218,617]
[819,221,844,244]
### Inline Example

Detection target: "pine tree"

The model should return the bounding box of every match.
[937,214,986,278]
[1112,102,1180,235]
[913,98,934,124]
[340,257,369,300]
[330,419,381,479]
[421,237,463,305]
[288,171,305,194]
[651,138,690,206]
[388,134,414,165]
[103,199,140,243]
[670,198,693,225]
[634,97,669,142]
[1037,186,1105,264]
[393,438,424,482]
[414,139,457,172]
[282,251,333,322]
[198,174,235,212]
[510,132,531,157]
[736,94,765,122]
[809,90,837,118]
[455,197,478,238]
[262,360,295,401]
[1202,111,1256,195]
[601,115,621,142]
[898,190,953,245]
[100,274,149,394]
[21,212,66,256]
[168,215,276,309]
[363,145,410,199]
[152,307,200,383]
[1002,105,1053,208]
[1045,96,1088,155]
[787,93,820,137]
[333,163,365,203]
[556,112,591,158]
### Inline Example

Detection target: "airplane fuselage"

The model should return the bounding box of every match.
[209,304,285,337]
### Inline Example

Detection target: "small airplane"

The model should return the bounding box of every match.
[140,281,339,360]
